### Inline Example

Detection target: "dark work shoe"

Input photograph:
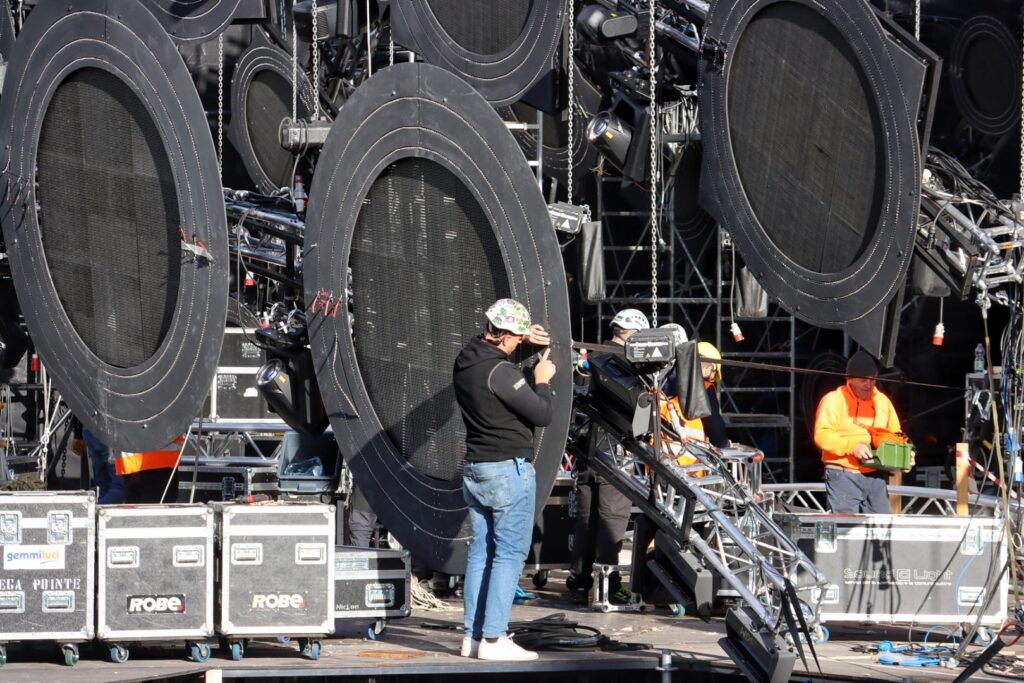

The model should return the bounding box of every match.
[569,588,589,605]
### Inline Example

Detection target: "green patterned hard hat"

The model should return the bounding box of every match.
[485,298,531,335]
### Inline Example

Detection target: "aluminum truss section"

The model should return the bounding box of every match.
[577,403,827,634]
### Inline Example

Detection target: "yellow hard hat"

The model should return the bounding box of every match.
[697,341,722,381]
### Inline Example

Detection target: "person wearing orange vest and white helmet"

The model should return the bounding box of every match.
[568,308,649,605]
[115,436,185,503]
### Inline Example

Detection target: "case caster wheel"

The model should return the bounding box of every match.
[975,627,995,645]
[0,644,7,666]
[62,644,79,667]
[367,620,387,640]
[189,642,211,663]
[815,626,830,644]
[110,644,129,664]
[300,639,321,660]
[229,640,244,661]
[532,570,549,588]
[276,636,291,644]
[669,603,684,617]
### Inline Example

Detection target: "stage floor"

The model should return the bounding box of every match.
[0,571,1013,682]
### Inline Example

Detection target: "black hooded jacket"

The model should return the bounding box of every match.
[453,335,553,462]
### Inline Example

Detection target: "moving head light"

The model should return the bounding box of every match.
[578,3,638,43]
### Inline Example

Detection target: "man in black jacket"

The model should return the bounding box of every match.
[453,298,556,662]
[568,308,648,604]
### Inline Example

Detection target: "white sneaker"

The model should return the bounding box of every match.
[477,635,538,662]
[460,636,480,658]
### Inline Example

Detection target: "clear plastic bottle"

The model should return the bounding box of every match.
[974,343,985,373]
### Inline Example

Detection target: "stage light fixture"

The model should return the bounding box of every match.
[256,352,328,438]
[577,3,638,43]
[587,111,632,172]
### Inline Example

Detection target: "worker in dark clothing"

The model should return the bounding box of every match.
[453,298,555,662]
[568,308,649,605]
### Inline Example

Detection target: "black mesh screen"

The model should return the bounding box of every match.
[727,2,884,274]
[964,35,1013,118]
[427,0,532,55]
[247,69,306,190]
[36,68,181,368]
[351,158,509,481]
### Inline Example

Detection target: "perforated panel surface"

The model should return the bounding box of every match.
[37,69,181,368]
[391,0,564,105]
[950,15,1021,137]
[305,63,571,573]
[351,158,509,481]
[0,0,228,451]
[728,2,883,274]
[429,0,532,55]
[247,69,306,191]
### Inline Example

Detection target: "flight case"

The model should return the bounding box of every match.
[334,545,411,638]
[214,501,335,660]
[96,504,215,663]
[0,491,95,666]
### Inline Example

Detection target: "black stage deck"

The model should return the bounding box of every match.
[0,573,1012,682]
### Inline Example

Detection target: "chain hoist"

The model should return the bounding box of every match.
[914,0,920,40]
[648,0,659,326]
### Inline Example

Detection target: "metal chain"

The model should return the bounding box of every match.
[217,34,224,174]
[389,13,395,66]
[311,0,321,119]
[914,0,920,39]
[566,0,575,203]
[648,0,659,326]
[291,23,298,120]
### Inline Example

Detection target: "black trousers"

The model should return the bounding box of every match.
[570,470,631,588]
[123,467,180,504]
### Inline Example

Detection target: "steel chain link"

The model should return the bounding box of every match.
[311,0,321,119]
[566,0,575,203]
[389,13,395,66]
[217,34,224,173]
[291,24,298,120]
[914,0,920,39]
[648,0,659,326]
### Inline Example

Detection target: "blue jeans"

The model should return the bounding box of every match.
[83,428,124,504]
[462,458,536,639]
[825,468,890,514]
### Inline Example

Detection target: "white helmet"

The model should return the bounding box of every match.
[611,308,650,331]
[659,322,688,346]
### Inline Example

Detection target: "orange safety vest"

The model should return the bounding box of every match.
[658,395,707,474]
[115,437,184,475]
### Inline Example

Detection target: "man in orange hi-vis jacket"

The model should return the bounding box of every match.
[814,350,901,514]
[115,436,184,503]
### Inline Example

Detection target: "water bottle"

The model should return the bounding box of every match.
[974,343,985,373]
